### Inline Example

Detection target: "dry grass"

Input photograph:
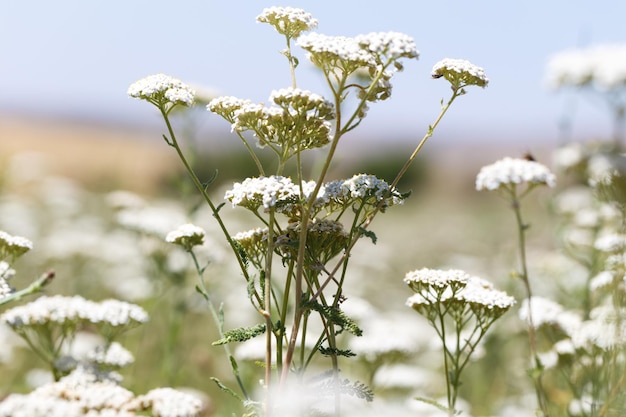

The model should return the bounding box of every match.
[0,114,178,194]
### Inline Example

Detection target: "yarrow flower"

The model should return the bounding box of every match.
[130,387,203,417]
[432,58,489,89]
[166,223,206,251]
[546,43,626,91]
[475,157,557,192]
[297,33,375,70]
[322,174,405,212]
[1,295,148,330]
[207,96,253,123]
[0,230,33,261]
[0,365,203,417]
[87,342,135,368]
[220,89,334,152]
[256,6,318,39]
[225,176,301,210]
[405,268,515,320]
[355,32,419,63]
[128,73,195,108]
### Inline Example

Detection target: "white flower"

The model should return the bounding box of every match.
[0,230,33,259]
[594,233,626,253]
[457,276,516,311]
[589,270,615,291]
[432,58,489,88]
[546,44,626,91]
[256,6,318,38]
[323,174,404,210]
[224,176,300,210]
[571,306,626,350]
[475,157,556,191]
[297,33,376,68]
[166,223,206,250]
[552,142,585,170]
[207,96,252,122]
[129,387,203,417]
[128,73,195,107]
[519,296,582,337]
[88,342,135,368]
[1,295,148,329]
[355,31,419,61]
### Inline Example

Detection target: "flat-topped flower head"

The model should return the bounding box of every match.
[128,73,195,108]
[233,227,269,268]
[257,6,318,39]
[404,268,470,294]
[546,43,626,91]
[297,33,376,71]
[230,97,333,152]
[87,342,135,368]
[356,32,419,63]
[270,87,335,119]
[129,387,203,417]
[207,96,253,124]
[166,223,206,251]
[476,157,556,192]
[1,295,148,330]
[322,174,405,213]
[0,230,33,261]
[225,176,300,211]
[458,276,516,319]
[432,58,489,89]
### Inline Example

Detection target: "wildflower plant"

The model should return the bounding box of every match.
[404,268,515,415]
[128,6,488,416]
[476,156,557,416]
[546,43,626,145]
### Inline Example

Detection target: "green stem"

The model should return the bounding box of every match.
[189,250,250,400]
[159,106,263,309]
[0,270,54,306]
[509,186,550,417]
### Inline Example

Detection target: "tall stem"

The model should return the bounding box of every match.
[189,251,250,400]
[510,187,550,416]
[159,107,263,309]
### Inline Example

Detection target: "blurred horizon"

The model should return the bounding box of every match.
[1,0,625,147]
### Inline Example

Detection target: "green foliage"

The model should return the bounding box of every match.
[212,323,267,345]
[302,300,362,336]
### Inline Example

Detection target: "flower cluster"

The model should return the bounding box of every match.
[256,6,318,39]
[224,174,404,217]
[0,366,203,417]
[475,157,557,192]
[128,73,195,108]
[545,43,626,91]
[282,218,350,264]
[0,230,33,261]
[405,268,515,322]
[87,342,135,368]
[431,58,489,89]
[226,88,335,152]
[225,176,301,210]
[232,227,269,268]
[1,295,148,330]
[297,31,418,102]
[322,174,405,213]
[166,223,206,251]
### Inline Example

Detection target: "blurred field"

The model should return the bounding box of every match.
[0,112,562,415]
[0,114,179,193]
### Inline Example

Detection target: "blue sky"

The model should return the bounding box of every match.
[1,1,625,145]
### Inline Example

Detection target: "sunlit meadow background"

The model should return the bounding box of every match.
[0,112,561,416]
[1,2,624,416]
